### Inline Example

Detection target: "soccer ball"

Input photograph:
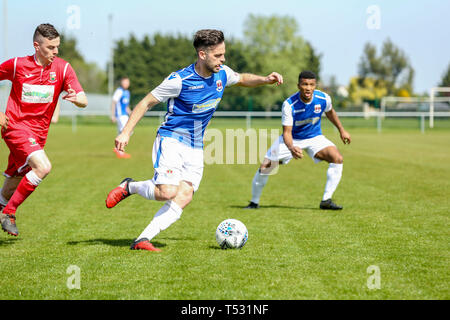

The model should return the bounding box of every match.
[215,219,248,249]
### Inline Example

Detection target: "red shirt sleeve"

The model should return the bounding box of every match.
[63,63,84,94]
[0,58,16,81]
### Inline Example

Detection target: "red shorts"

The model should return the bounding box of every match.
[2,129,47,177]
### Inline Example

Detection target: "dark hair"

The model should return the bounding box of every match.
[193,29,224,52]
[33,23,60,43]
[298,71,316,82]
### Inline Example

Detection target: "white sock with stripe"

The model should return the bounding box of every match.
[128,180,156,200]
[322,163,343,201]
[251,169,269,204]
[137,200,183,241]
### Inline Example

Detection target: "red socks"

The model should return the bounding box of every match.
[3,171,42,215]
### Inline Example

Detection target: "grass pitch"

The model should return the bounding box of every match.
[0,116,448,300]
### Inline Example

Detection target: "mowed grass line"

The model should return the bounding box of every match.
[0,117,448,299]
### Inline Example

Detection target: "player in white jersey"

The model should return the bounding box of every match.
[105,29,283,251]
[111,77,132,158]
[245,71,351,210]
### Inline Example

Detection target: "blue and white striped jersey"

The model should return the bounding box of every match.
[281,90,332,140]
[151,63,240,148]
[112,87,130,117]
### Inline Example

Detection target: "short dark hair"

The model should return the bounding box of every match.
[193,29,225,52]
[298,71,316,82]
[33,24,60,43]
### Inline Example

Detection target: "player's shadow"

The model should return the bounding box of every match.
[67,238,166,249]
[0,238,21,247]
[230,205,320,210]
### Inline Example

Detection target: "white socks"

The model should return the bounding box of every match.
[251,169,269,204]
[26,170,43,186]
[137,200,183,241]
[322,163,343,201]
[129,180,156,200]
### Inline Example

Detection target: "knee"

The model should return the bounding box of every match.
[34,162,52,179]
[334,154,343,164]
[260,159,277,175]
[157,186,178,201]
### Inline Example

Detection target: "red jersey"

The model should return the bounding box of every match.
[0,55,84,138]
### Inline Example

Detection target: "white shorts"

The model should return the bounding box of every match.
[152,135,204,192]
[117,115,129,133]
[265,135,335,164]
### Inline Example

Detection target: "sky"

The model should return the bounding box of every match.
[1,0,449,93]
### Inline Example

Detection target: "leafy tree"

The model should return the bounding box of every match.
[113,33,195,106]
[240,14,319,111]
[357,38,414,96]
[58,34,107,93]
[439,63,450,87]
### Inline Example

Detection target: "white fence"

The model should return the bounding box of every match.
[1,86,449,133]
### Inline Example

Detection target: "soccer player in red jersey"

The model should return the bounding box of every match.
[0,24,88,236]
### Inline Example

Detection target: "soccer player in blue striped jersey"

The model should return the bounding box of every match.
[106,29,283,251]
[111,77,132,158]
[246,71,351,210]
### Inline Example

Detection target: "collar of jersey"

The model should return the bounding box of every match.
[192,63,213,80]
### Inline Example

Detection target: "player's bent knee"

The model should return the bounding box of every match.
[156,185,178,201]
[33,163,52,179]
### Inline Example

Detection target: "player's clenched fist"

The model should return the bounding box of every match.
[115,133,129,152]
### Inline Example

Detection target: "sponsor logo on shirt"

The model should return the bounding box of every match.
[314,104,322,113]
[21,84,55,104]
[192,98,221,113]
[188,85,205,90]
[295,117,320,126]
[294,108,305,113]
[216,80,223,92]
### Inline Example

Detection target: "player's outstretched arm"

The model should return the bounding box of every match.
[325,109,351,144]
[62,85,88,108]
[115,93,160,152]
[237,72,283,88]
[282,126,303,159]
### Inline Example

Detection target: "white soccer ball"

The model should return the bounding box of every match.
[215,219,248,249]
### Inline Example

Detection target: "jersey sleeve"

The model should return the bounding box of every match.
[150,73,182,103]
[112,88,123,103]
[222,65,241,87]
[0,58,16,81]
[281,100,294,126]
[63,63,84,94]
[324,93,333,112]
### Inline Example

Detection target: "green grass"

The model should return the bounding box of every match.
[0,116,449,299]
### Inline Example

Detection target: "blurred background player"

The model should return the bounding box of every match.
[245,71,351,211]
[0,23,88,236]
[111,77,132,158]
[106,29,283,252]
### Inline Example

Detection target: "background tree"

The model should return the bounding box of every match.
[112,14,322,111]
[113,33,195,106]
[240,14,320,111]
[439,63,450,87]
[349,38,415,106]
[58,34,107,93]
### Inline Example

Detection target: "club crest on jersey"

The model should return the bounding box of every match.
[314,104,322,113]
[28,138,38,147]
[49,72,57,82]
[216,80,223,92]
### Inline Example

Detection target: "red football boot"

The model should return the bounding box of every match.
[130,238,161,252]
[105,178,134,208]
